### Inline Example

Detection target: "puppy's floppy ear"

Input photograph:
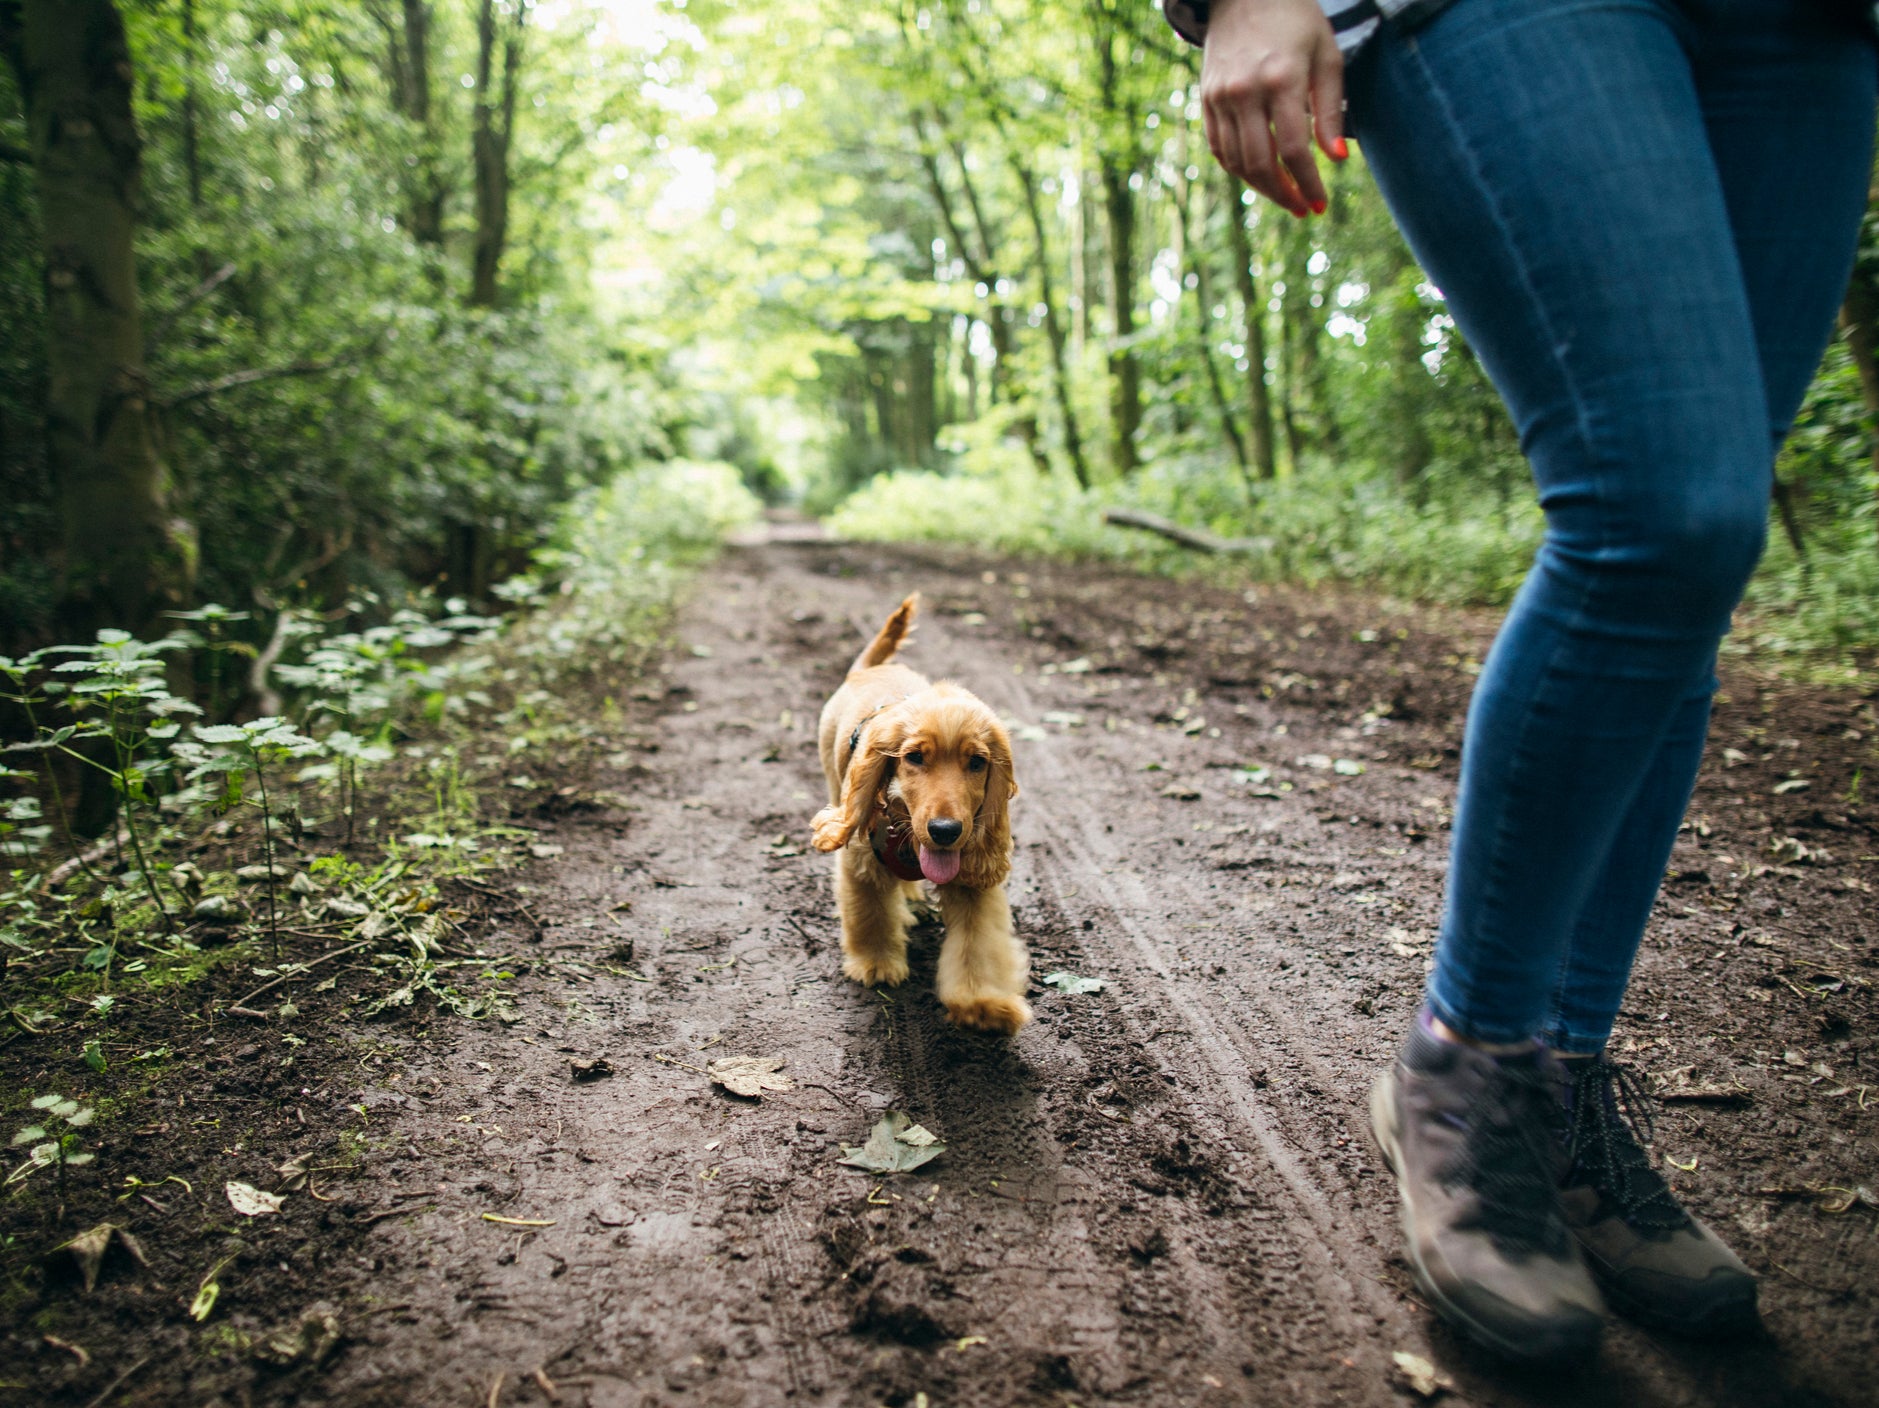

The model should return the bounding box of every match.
[810,712,902,853]
[960,718,1018,888]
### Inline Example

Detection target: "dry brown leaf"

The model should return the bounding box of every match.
[54,1223,148,1294]
[226,1180,285,1216]
[707,1056,794,1098]
[1391,1350,1452,1399]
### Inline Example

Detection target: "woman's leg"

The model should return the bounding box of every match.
[1350,0,1870,1047]
[1544,0,1876,1052]
[1349,0,1874,1350]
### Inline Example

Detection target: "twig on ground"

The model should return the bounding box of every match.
[227,937,377,1012]
[80,1356,151,1408]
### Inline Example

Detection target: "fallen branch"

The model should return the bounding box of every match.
[248,604,295,717]
[40,827,132,893]
[1101,508,1271,555]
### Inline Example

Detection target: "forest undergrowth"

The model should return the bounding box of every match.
[0,460,757,1243]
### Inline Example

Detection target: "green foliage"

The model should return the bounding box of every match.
[7,1094,96,1194]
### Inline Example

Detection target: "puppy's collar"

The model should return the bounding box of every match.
[868,805,925,882]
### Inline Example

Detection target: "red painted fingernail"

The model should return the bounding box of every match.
[1332,137,1349,161]
[1311,199,1327,215]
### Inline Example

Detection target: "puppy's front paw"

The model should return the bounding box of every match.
[810,806,853,853]
[842,950,910,987]
[942,993,1032,1036]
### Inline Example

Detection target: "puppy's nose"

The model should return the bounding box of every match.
[926,818,963,848]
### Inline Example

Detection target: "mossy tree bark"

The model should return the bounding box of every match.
[1,0,190,641]
[470,0,528,308]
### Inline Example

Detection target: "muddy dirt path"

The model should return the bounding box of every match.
[315,536,1877,1408]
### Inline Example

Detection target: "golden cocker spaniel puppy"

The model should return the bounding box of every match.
[809,594,1030,1034]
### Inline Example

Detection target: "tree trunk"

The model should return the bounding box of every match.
[1382,242,1433,488]
[471,0,527,307]
[180,0,201,208]
[1220,176,1277,480]
[1177,172,1250,491]
[394,0,443,247]
[1100,157,1141,476]
[1012,154,1091,489]
[4,0,191,639]
[1840,261,1879,501]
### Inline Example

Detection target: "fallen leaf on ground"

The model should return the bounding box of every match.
[226,1180,285,1216]
[54,1223,148,1294]
[253,1310,343,1368]
[276,1152,313,1192]
[1391,1349,1452,1398]
[1665,1154,1699,1173]
[839,1112,946,1173]
[529,843,565,859]
[1333,758,1366,776]
[569,1056,614,1082]
[1041,971,1108,996]
[190,1281,220,1322]
[1159,784,1200,801]
[707,1055,794,1098]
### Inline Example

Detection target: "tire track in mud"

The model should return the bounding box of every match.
[897,595,1403,1359]
[318,536,1874,1408]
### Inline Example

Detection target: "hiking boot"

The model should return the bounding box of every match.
[1371,1021,1605,1360]
[1558,1054,1758,1335]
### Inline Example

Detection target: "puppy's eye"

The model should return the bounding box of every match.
[966,755,988,773]
[904,750,925,766]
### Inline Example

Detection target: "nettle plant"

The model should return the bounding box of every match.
[177,718,325,958]
[46,631,204,942]
[8,1094,96,1196]
[0,596,508,979]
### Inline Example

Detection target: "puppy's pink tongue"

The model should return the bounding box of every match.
[918,845,962,885]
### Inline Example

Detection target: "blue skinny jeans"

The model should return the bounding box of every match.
[1347,0,1876,1050]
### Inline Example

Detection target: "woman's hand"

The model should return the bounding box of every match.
[1200,0,1347,217]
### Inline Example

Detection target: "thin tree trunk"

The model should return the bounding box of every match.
[1011,153,1090,488]
[181,0,201,208]
[1179,178,1251,493]
[1069,167,1088,356]
[912,111,1017,406]
[1100,157,1141,476]
[471,0,526,307]
[1220,175,1277,480]
[398,0,443,247]
[4,0,190,638]
[1382,241,1433,488]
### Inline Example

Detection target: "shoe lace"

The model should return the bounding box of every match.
[1567,1057,1689,1232]
[1455,1061,1572,1257]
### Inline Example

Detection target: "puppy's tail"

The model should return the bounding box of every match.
[849,593,919,675]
